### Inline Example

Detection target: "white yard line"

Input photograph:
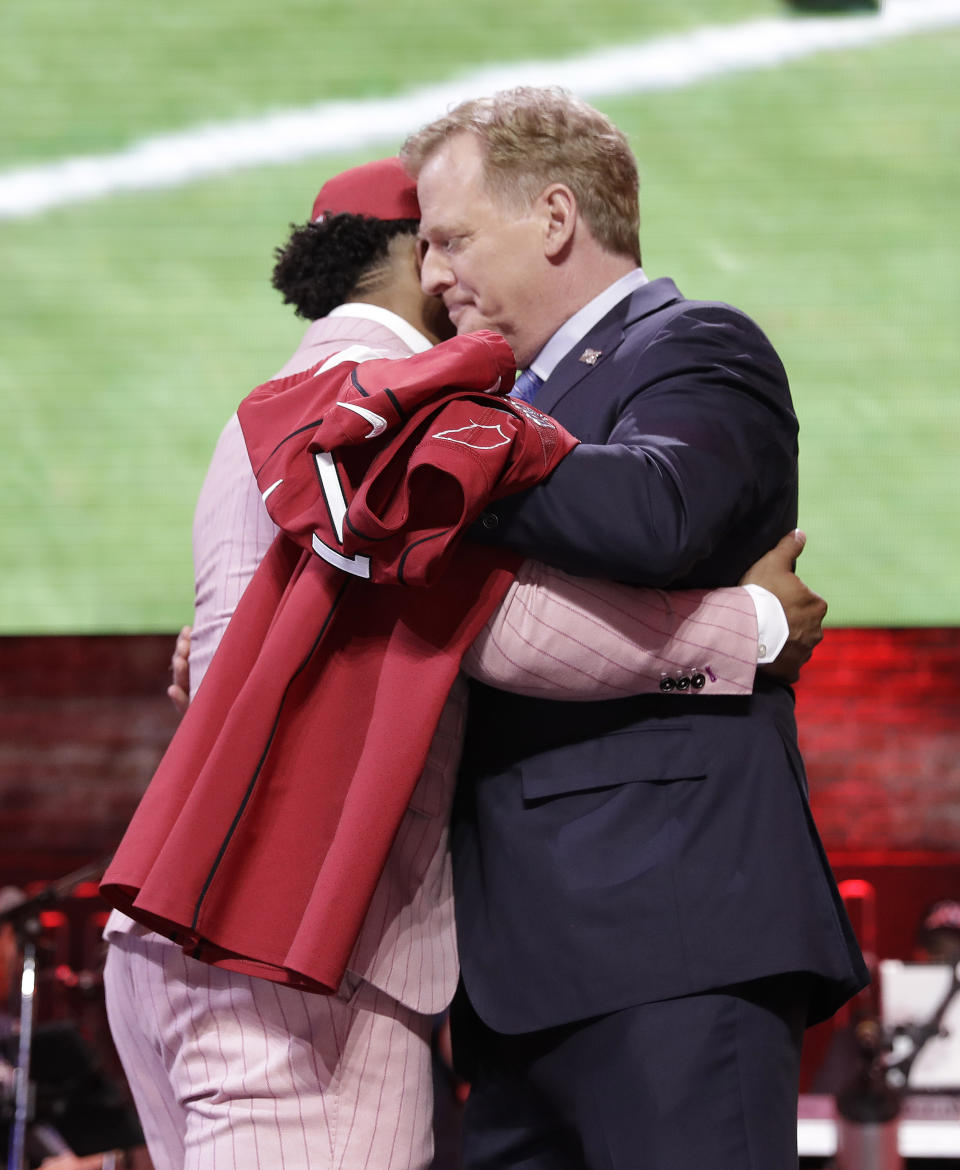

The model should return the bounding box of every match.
[1,0,958,220]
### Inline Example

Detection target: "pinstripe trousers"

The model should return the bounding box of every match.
[104,930,435,1170]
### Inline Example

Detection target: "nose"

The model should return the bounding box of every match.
[419,243,453,298]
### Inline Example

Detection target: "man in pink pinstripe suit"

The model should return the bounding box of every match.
[102,158,822,1170]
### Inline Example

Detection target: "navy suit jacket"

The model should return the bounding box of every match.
[456,277,868,1033]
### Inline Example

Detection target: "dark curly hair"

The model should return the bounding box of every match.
[271,213,420,321]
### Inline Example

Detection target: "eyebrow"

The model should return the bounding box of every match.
[418,212,466,235]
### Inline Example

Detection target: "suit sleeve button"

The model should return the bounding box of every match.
[480,512,499,530]
[659,676,676,692]
[691,672,706,690]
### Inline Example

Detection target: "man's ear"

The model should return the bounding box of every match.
[540,184,577,258]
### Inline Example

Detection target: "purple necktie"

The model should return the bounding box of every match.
[509,367,543,405]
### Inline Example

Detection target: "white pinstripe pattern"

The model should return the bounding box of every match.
[465,559,758,700]
[105,315,447,1170]
[105,307,761,1169]
[104,933,434,1170]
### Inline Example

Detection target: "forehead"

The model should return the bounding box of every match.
[416,134,497,234]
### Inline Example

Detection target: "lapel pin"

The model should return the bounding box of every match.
[578,348,602,366]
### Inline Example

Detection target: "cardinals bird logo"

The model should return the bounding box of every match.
[432,421,511,450]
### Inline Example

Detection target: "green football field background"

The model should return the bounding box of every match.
[1,0,957,632]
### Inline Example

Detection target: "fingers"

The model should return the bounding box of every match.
[773,527,806,569]
[168,624,193,716]
[753,529,827,683]
[740,529,811,588]
[167,684,189,717]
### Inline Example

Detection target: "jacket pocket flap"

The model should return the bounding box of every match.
[520,724,705,801]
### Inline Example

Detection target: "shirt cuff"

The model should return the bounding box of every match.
[742,584,789,665]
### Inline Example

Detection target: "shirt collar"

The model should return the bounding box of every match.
[528,267,649,380]
[327,302,434,354]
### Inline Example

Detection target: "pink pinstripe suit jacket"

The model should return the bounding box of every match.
[106,305,760,1015]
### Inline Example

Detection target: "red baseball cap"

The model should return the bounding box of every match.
[311,157,420,224]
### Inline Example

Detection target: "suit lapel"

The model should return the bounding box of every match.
[535,277,683,417]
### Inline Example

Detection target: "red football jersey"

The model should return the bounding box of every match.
[101,331,578,994]
[238,330,577,585]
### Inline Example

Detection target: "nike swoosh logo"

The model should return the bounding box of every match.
[336,400,387,439]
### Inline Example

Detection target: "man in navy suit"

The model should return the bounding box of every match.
[402,88,868,1169]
